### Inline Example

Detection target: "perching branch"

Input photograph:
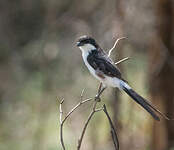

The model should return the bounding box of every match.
[108,37,127,57]
[59,86,119,150]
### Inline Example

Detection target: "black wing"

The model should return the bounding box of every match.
[87,50,122,78]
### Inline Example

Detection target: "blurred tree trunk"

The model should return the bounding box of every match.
[149,0,174,150]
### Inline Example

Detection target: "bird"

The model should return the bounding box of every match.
[76,35,161,121]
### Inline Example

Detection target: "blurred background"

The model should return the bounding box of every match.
[0,0,174,150]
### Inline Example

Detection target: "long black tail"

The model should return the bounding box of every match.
[121,86,160,121]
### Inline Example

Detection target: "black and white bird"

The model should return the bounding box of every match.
[76,35,161,121]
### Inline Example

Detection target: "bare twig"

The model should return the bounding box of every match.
[98,83,102,94]
[107,37,129,67]
[103,104,119,150]
[80,88,85,101]
[115,57,130,65]
[77,101,102,150]
[108,37,127,57]
[59,90,92,150]
[62,98,93,124]
[59,99,64,123]
[77,85,104,150]
[59,98,65,150]
[59,90,120,150]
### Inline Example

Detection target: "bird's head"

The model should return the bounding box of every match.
[76,35,99,52]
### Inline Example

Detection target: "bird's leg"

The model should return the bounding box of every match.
[95,83,106,102]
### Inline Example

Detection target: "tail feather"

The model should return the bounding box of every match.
[121,84,160,121]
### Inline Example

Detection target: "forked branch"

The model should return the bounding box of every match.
[59,90,92,150]
[107,37,129,66]
[108,37,127,57]
[59,86,120,150]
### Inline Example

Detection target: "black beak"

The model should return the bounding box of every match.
[76,41,82,47]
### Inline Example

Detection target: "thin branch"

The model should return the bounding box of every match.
[62,98,92,124]
[98,83,102,94]
[103,104,119,150]
[80,88,85,101]
[95,107,104,112]
[59,90,92,150]
[115,57,130,65]
[108,37,127,57]
[77,85,103,150]
[59,98,64,124]
[59,98,65,150]
[77,100,100,150]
